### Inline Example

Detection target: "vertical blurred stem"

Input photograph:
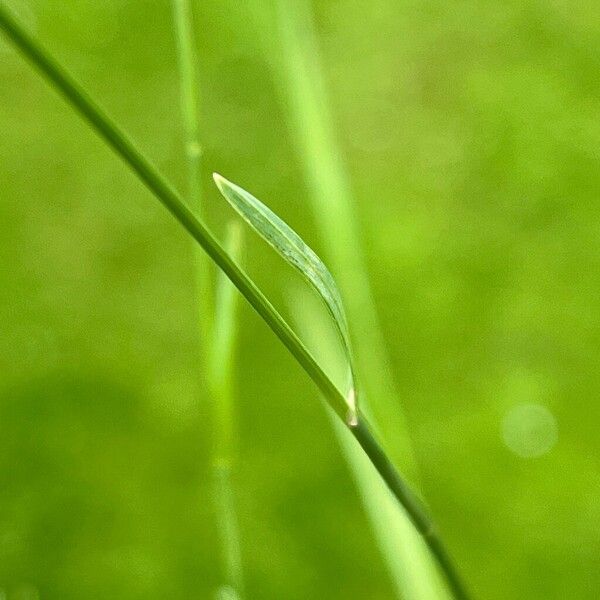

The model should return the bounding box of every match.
[171,2,244,597]
[273,0,416,476]
[210,223,245,599]
[273,1,452,598]
[172,0,213,345]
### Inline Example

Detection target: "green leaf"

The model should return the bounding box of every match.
[213,173,357,421]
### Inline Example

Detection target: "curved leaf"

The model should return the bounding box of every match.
[213,173,357,421]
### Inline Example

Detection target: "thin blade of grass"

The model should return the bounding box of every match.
[171,0,213,348]
[171,3,244,596]
[270,1,456,598]
[272,0,418,474]
[0,10,469,598]
[210,221,244,427]
[211,222,245,598]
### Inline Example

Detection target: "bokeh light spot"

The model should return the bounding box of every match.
[501,403,558,458]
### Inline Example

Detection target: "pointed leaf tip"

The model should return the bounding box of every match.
[213,172,226,188]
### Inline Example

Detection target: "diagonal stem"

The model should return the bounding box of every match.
[351,421,469,600]
[0,7,470,599]
[0,4,347,422]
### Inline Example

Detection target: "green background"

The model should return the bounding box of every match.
[1,0,599,598]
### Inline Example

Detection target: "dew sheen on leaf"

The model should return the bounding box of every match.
[213,173,357,418]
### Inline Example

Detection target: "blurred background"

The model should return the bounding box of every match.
[1,0,599,598]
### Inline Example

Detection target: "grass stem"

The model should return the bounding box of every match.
[171,0,212,353]
[351,421,469,600]
[210,223,245,597]
[0,7,469,598]
[171,3,244,595]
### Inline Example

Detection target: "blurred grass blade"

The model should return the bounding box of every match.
[292,291,450,599]
[270,2,456,597]
[210,221,244,423]
[213,173,358,422]
[211,222,245,599]
[172,0,202,213]
[171,2,245,595]
[171,0,213,352]
[215,586,241,600]
[332,419,448,599]
[272,0,419,477]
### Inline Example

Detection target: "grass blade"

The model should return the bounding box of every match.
[213,173,357,422]
[172,0,202,213]
[171,0,213,347]
[210,222,245,598]
[333,420,447,599]
[171,3,244,596]
[292,291,448,599]
[210,222,244,424]
[269,1,463,597]
[0,8,469,598]
[272,0,417,471]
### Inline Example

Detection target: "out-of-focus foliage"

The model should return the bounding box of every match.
[0,0,599,598]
